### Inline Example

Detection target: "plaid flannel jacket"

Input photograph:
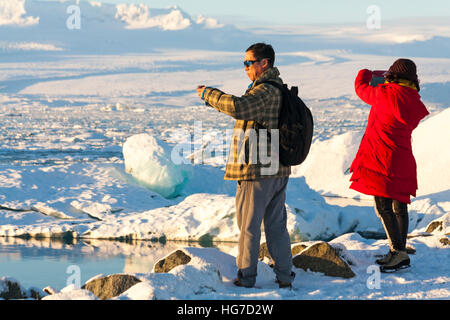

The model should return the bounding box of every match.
[203,67,291,180]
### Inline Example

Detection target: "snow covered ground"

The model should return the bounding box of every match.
[39,234,449,300]
[0,0,449,299]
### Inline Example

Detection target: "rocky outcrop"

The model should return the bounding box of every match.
[0,278,25,300]
[440,237,450,246]
[259,243,308,261]
[258,242,271,261]
[81,274,142,300]
[153,249,192,273]
[259,241,354,279]
[291,243,308,256]
[426,221,443,233]
[425,213,450,234]
[0,277,42,300]
[292,242,355,278]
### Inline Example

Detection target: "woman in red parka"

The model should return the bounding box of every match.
[349,59,429,272]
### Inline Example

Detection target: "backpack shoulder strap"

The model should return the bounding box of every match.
[259,80,283,91]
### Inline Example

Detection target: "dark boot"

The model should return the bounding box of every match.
[376,250,394,265]
[275,271,296,289]
[374,197,405,252]
[393,200,409,250]
[233,270,254,288]
[380,250,410,273]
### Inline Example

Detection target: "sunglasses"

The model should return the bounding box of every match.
[243,60,260,68]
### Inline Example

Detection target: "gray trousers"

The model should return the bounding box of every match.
[235,177,294,287]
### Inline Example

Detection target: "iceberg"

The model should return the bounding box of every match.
[123,133,192,199]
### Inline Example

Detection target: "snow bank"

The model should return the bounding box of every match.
[291,131,364,199]
[42,284,98,300]
[413,108,450,197]
[123,133,192,199]
[0,0,39,26]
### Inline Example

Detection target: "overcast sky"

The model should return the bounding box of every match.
[82,0,450,26]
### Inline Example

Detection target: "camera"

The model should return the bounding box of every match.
[370,70,387,87]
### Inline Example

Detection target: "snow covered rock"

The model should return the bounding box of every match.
[81,274,142,300]
[41,284,98,300]
[291,243,308,256]
[152,247,238,281]
[0,277,41,300]
[246,241,355,279]
[122,133,192,198]
[153,249,191,273]
[170,263,223,296]
[440,236,450,246]
[259,242,308,265]
[292,241,355,278]
[425,212,450,235]
[116,247,227,300]
[0,277,25,299]
[258,242,272,264]
[118,263,224,300]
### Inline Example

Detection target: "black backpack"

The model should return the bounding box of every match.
[260,81,314,166]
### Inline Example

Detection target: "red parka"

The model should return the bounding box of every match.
[349,69,429,204]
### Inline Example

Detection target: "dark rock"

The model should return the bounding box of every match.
[292,242,355,279]
[258,242,272,261]
[198,233,214,247]
[26,288,43,300]
[426,221,443,233]
[258,243,274,267]
[357,230,386,240]
[291,243,308,256]
[259,242,308,261]
[440,237,450,246]
[0,279,25,300]
[82,274,142,300]
[153,249,191,273]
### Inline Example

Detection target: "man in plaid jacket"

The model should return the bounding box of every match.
[197,43,295,288]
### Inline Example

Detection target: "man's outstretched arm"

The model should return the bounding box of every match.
[197,84,273,122]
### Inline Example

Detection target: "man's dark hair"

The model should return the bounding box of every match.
[246,43,275,68]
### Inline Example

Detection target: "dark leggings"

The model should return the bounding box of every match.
[374,196,409,251]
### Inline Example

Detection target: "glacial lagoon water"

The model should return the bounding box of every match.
[0,236,235,292]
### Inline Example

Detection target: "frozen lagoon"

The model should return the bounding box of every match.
[1,49,449,299]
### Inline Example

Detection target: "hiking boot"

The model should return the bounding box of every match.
[276,280,292,289]
[233,278,253,288]
[406,246,416,255]
[275,272,295,289]
[375,250,394,265]
[380,250,410,273]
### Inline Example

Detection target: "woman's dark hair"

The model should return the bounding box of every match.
[246,43,275,68]
[384,73,421,92]
[384,58,421,92]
